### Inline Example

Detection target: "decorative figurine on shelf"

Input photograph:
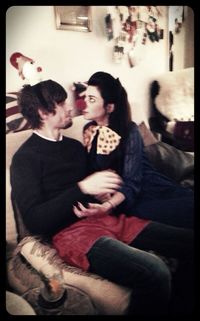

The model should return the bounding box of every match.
[10,52,43,85]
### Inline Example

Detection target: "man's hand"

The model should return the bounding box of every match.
[78,170,122,195]
[73,201,111,218]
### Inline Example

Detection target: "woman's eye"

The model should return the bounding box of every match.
[89,97,95,103]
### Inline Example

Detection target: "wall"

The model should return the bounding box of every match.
[6,6,169,125]
[169,6,194,71]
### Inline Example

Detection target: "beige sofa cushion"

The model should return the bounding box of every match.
[6,130,32,244]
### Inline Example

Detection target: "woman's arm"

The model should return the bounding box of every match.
[118,123,144,210]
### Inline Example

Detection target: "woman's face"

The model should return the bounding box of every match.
[82,85,109,125]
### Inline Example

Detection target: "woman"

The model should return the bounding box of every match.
[76,71,194,229]
[51,76,194,315]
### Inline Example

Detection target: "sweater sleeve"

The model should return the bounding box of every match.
[10,150,87,236]
[118,123,144,210]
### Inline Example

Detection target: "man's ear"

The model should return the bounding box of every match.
[106,103,115,114]
[38,108,49,120]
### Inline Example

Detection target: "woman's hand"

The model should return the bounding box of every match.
[73,201,112,218]
[94,192,112,203]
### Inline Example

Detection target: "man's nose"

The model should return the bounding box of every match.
[65,103,73,112]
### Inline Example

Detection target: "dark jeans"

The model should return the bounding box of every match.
[132,188,194,229]
[87,222,194,316]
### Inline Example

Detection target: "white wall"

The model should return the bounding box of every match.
[172,6,194,71]
[6,6,169,125]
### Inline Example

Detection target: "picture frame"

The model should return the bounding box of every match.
[54,6,92,32]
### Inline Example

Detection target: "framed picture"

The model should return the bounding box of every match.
[54,6,92,32]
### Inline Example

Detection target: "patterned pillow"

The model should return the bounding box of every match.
[173,121,194,152]
[6,92,30,134]
[15,236,131,315]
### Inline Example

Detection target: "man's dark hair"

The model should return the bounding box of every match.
[18,80,67,129]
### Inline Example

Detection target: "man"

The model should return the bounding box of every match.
[10,80,122,236]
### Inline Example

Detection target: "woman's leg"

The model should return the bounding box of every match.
[131,222,194,315]
[87,236,171,315]
[133,195,194,228]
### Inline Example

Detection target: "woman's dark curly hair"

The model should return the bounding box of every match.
[87,72,132,138]
[17,79,67,129]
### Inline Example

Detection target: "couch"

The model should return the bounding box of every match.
[6,115,194,315]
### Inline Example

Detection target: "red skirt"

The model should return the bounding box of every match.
[52,213,150,271]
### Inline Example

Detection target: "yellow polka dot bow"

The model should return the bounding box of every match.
[83,125,121,155]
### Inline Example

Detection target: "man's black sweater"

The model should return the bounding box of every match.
[10,133,91,236]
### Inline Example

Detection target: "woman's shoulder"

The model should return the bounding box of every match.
[125,121,143,146]
[129,121,138,129]
[128,121,140,135]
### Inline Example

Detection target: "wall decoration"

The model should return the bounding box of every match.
[54,6,92,32]
[105,6,164,67]
[10,52,43,85]
[168,6,185,71]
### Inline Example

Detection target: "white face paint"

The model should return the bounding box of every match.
[82,85,109,126]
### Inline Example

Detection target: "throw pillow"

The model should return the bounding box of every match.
[173,121,194,152]
[16,236,131,315]
[6,92,30,133]
[7,252,97,315]
[138,121,158,146]
[144,141,194,188]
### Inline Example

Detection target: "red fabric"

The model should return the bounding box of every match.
[52,213,150,271]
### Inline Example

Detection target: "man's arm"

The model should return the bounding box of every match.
[78,170,122,195]
[11,151,122,235]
